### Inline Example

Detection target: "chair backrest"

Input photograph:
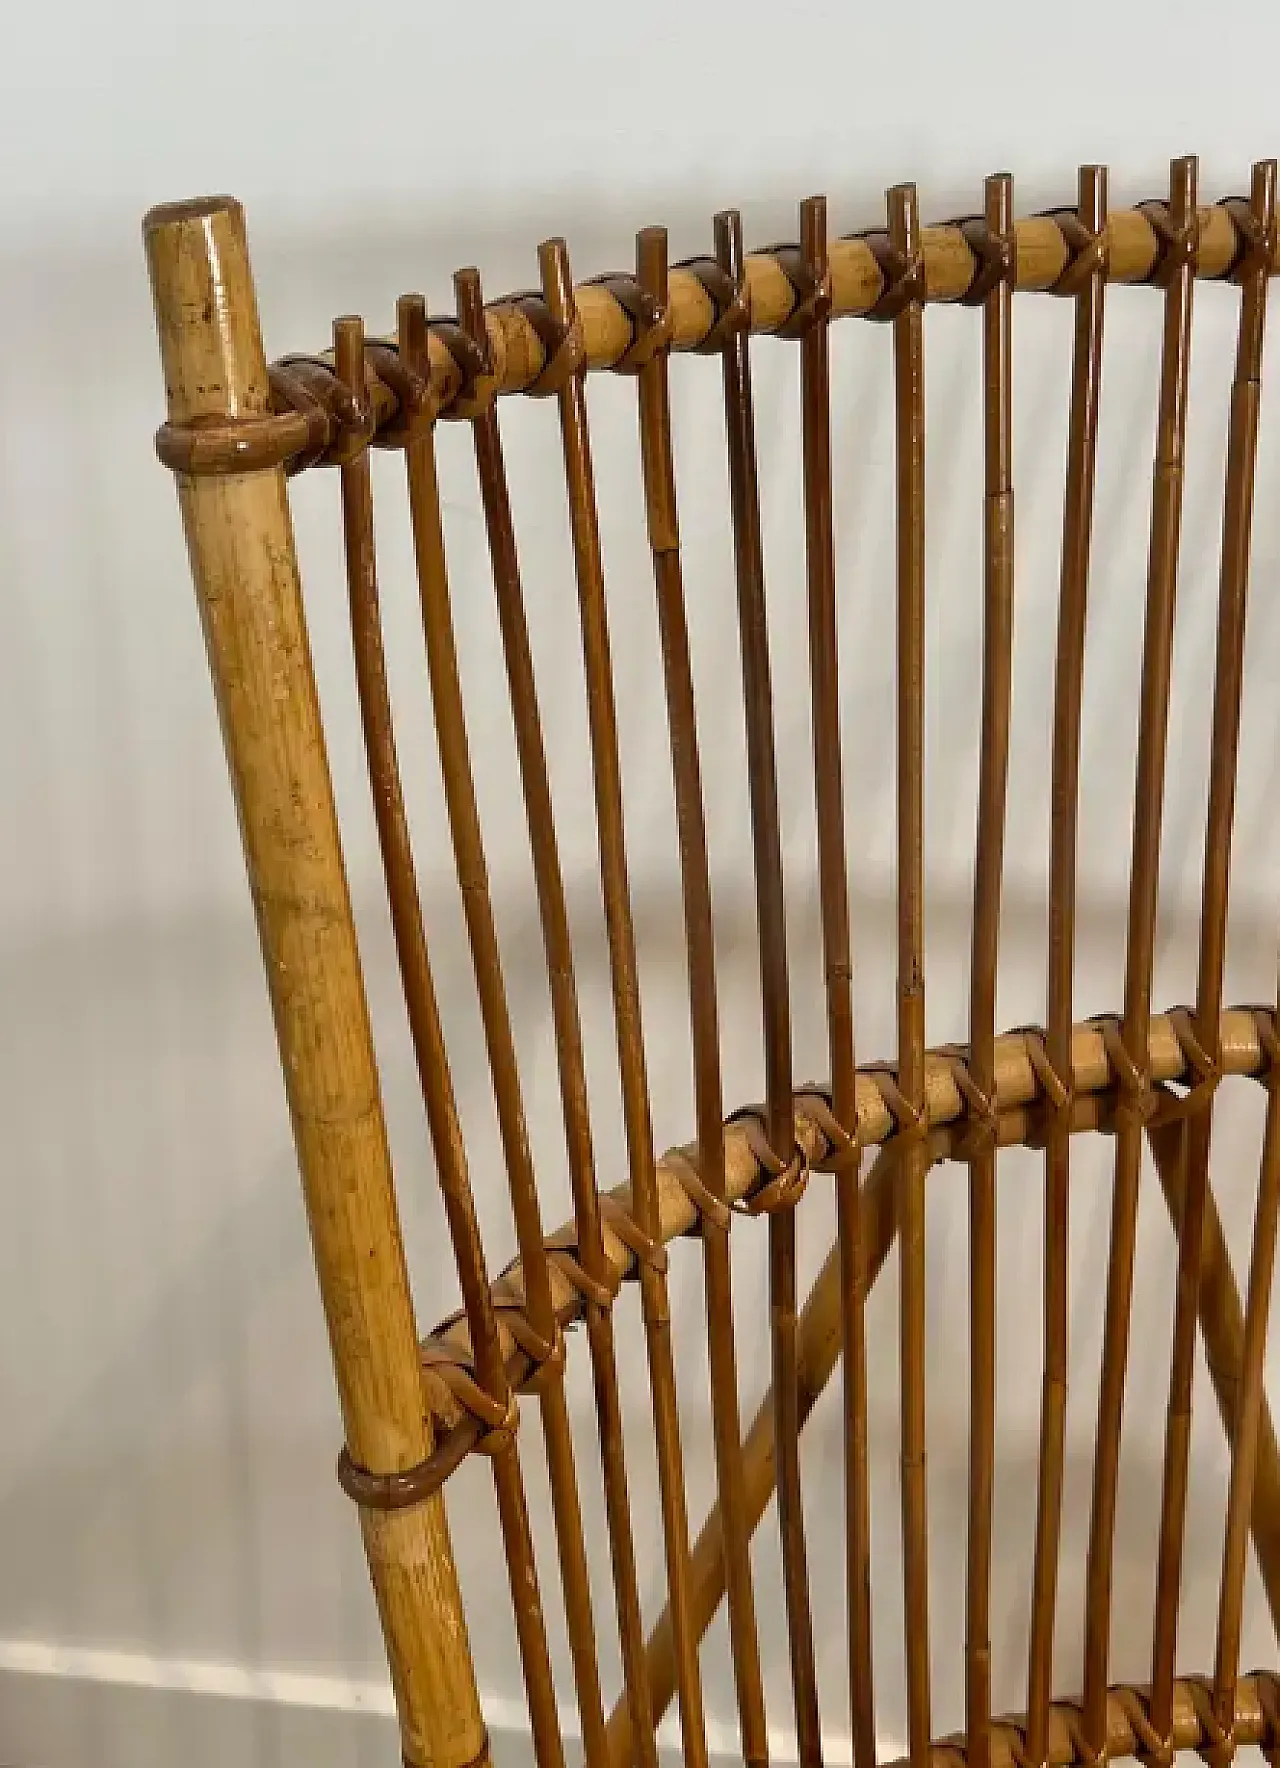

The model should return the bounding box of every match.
[146,161,1280,1768]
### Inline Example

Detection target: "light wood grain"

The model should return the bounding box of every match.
[145,195,487,1768]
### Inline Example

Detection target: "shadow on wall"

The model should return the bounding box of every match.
[2,183,1280,1763]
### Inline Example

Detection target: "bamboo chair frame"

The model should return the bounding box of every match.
[146,160,1280,1768]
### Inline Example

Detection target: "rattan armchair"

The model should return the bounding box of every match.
[146,159,1280,1768]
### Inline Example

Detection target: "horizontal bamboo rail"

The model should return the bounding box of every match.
[420,1004,1273,1430]
[250,199,1256,452]
[887,1672,1280,1768]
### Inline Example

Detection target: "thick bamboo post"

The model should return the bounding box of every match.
[144,195,486,1768]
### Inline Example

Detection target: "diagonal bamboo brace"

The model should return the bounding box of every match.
[1148,1114,1280,1636]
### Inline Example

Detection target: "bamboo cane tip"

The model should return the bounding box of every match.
[538,235,570,274]
[143,193,242,237]
[635,226,669,302]
[453,271,488,355]
[333,314,366,390]
[886,181,920,227]
[636,223,668,275]
[144,192,267,424]
[713,209,744,280]
[537,237,575,318]
[985,172,1014,230]
[1168,157,1198,221]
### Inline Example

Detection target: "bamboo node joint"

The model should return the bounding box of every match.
[771,236,833,337]
[589,270,673,370]
[1149,1005,1224,1124]
[728,1106,810,1213]
[1045,209,1109,296]
[675,251,750,352]
[511,290,586,394]
[1094,1017,1158,1129]
[1139,199,1200,284]
[937,1044,1000,1156]
[796,1088,862,1175]
[956,212,1016,305]
[1224,192,1277,283]
[858,228,926,319]
[271,354,375,468]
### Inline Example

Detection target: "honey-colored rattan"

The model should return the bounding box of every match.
[147,160,1280,1768]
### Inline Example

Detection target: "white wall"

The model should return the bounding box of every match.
[3,4,1280,1765]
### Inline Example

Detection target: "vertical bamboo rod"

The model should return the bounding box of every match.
[1142,158,1252,1747]
[964,169,1016,1768]
[333,315,503,1416]
[392,295,560,1409]
[886,180,931,1768]
[1081,156,1197,1757]
[144,197,487,1768]
[621,219,776,1768]
[716,204,821,1767]
[1150,161,1275,1748]
[1025,164,1108,1768]
[1162,158,1276,1747]
[790,191,876,1768]
[1193,166,1276,1048]
[539,235,707,1768]
[334,313,565,1768]
[369,298,618,1768]
[454,262,708,1768]
[1213,1064,1280,1730]
[719,205,797,1167]
[615,1143,902,1755]
[838,1147,875,1768]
